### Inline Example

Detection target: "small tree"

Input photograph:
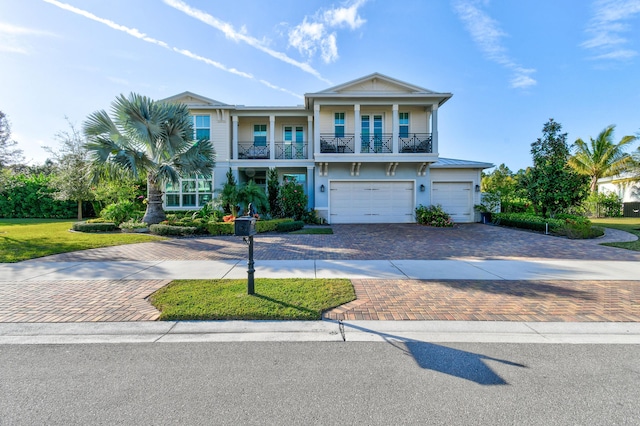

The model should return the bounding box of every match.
[278,179,308,220]
[0,111,24,168]
[237,179,268,215]
[43,120,94,220]
[267,167,280,215]
[218,168,239,216]
[523,119,588,217]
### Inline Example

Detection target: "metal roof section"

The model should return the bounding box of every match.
[431,158,494,169]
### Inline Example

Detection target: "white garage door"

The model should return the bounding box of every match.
[431,182,473,223]
[330,181,414,224]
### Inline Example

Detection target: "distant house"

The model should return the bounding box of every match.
[597,173,640,203]
[162,73,493,223]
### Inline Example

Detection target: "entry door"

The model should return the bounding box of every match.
[361,115,383,152]
[283,126,304,159]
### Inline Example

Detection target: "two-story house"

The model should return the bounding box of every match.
[162,73,493,224]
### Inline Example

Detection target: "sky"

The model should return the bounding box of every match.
[1,0,639,172]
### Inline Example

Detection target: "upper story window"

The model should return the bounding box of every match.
[254,124,267,146]
[334,112,345,138]
[399,112,409,138]
[193,115,210,141]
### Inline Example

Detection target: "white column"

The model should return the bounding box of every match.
[392,104,399,153]
[306,166,314,210]
[232,116,239,160]
[314,104,321,155]
[354,104,361,154]
[307,115,313,160]
[269,115,276,160]
[431,103,438,155]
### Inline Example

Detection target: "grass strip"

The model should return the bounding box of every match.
[150,278,355,321]
[0,219,165,262]
[289,227,333,234]
[591,218,640,252]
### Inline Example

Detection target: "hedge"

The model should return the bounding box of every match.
[150,224,197,236]
[492,213,563,232]
[72,221,118,232]
[276,220,304,232]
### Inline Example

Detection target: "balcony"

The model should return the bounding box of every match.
[319,133,433,154]
[275,141,308,159]
[238,141,309,160]
[399,134,432,153]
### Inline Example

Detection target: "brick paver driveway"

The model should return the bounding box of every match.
[37,224,640,262]
[2,224,639,323]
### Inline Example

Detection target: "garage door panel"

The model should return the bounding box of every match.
[432,182,473,223]
[330,181,414,224]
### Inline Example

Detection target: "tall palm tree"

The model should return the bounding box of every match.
[568,125,636,193]
[83,93,215,224]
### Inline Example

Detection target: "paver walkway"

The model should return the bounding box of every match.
[1,224,639,323]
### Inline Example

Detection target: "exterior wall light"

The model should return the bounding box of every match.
[419,184,425,192]
[475,184,481,192]
[320,184,325,192]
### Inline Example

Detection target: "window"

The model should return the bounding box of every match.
[164,174,214,209]
[399,112,409,138]
[193,115,210,141]
[334,113,345,138]
[254,124,267,146]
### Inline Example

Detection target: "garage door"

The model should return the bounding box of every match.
[330,181,414,224]
[431,182,473,223]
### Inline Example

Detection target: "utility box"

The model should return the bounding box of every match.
[234,216,257,236]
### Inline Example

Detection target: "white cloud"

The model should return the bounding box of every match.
[452,0,537,90]
[0,22,56,54]
[288,0,367,64]
[164,0,331,84]
[42,0,303,99]
[582,0,640,61]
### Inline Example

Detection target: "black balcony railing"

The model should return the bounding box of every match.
[275,141,307,159]
[238,141,270,159]
[320,134,355,153]
[399,133,432,153]
[360,133,393,153]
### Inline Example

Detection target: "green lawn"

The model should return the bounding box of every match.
[0,219,165,263]
[591,217,640,251]
[150,278,355,321]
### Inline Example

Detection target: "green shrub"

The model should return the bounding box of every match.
[492,213,564,232]
[0,172,76,218]
[277,220,305,232]
[554,222,605,239]
[119,220,149,230]
[415,204,454,227]
[162,217,209,234]
[100,201,139,225]
[278,180,308,220]
[150,224,197,236]
[207,222,234,235]
[72,221,117,232]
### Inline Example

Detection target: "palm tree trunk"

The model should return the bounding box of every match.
[142,181,166,224]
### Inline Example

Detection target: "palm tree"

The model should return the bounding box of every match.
[568,125,636,193]
[83,93,215,224]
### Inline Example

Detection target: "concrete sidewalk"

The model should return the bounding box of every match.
[2,258,639,281]
[1,320,640,345]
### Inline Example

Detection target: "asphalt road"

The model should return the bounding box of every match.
[1,342,638,425]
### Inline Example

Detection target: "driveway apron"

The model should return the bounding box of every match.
[1,224,639,323]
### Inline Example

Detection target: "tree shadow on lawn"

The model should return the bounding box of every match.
[339,321,527,386]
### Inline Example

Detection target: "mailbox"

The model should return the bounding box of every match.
[234,216,256,236]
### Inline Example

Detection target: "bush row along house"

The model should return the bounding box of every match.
[163,73,494,224]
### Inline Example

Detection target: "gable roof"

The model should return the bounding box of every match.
[161,91,233,109]
[305,72,453,107]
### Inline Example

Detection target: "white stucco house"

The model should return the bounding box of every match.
[597,173,640,203]
[162,73,493,224]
